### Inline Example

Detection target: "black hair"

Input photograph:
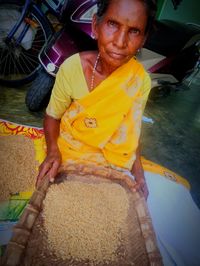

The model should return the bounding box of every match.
[96,0,157,33]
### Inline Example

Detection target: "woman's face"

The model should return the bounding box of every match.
[93,0,148,70]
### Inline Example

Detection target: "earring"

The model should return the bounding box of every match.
[91,32,96,40]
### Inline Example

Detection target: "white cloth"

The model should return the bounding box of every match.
[144,172,200,266]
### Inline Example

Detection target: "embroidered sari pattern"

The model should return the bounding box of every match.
[58,58,147,170]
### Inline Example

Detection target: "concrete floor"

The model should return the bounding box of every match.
[0,73,200,207]
[142,74,200,207]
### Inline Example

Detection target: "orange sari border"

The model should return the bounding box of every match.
[0,119,44,139]
[142,157,190,189]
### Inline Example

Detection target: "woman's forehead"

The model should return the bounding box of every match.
[103,0,148,26]
[106,0,146,11]
[104,0,147,18]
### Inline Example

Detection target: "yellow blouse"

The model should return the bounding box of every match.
[46,53,150,120]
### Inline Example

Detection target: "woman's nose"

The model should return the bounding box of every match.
[114,30,127,48]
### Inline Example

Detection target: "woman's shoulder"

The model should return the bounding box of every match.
[60,51,97,73]
[58,53,83,83]
[61,53,81,71]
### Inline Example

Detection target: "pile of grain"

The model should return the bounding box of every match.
[43,181,129,264]
[0,135,38,201]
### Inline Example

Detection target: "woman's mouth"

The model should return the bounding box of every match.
[108,52,127,60]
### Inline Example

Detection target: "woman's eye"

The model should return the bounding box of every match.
[107,20,118,27]
[129,28,140,35]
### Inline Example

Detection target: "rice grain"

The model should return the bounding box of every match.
[0,135,38,201]
[43,181,129,264]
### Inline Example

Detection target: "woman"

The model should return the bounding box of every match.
[37,0,153,197]
[37,0,200,265]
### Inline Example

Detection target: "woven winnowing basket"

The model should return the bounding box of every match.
[2,163,163,266]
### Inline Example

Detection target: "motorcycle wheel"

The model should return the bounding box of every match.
[0,0,53,86]
[25,69,55,112]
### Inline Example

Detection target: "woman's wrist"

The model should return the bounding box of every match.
[47,144,60,155]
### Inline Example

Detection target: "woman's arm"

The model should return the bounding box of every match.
[36,114,62,186]
[131,145,149,199]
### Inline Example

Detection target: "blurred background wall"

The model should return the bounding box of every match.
[157,0,200,24]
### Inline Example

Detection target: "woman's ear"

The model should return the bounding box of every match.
[91,14,98,40]
[142,34,148,46]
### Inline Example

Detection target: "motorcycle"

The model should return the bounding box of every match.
[0,0,54,87]
[0,0,199,111]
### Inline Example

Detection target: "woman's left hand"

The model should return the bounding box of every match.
[131,144,149,200]
[133,176,149,200]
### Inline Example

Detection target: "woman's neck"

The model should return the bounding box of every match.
[96,56,117,76]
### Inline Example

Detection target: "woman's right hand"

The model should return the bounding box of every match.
[36,149,62,187]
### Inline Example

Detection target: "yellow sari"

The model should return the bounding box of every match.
[58,57,151,170]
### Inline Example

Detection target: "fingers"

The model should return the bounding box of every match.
[36,163,50,188]
[124,175,136,191]
[36,154,61,188]
[133,180,149,200]
[38,163,51,179]
[139,183,149,200]
[36,163,54,187]
[124,175,149,199]
[48,160,61,183]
